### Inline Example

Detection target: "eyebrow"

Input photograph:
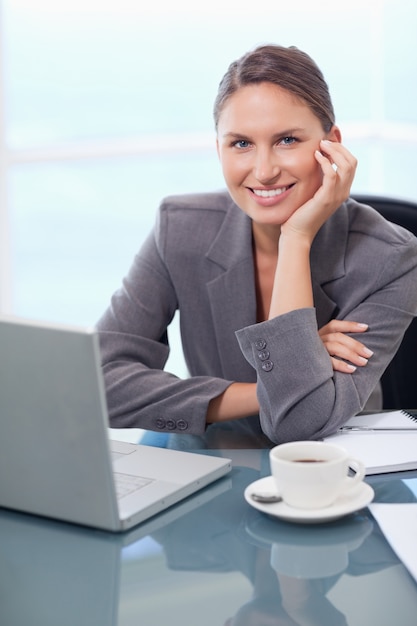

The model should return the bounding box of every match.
[220,128,306,140]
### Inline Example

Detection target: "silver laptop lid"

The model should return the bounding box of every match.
[0,316,120,529]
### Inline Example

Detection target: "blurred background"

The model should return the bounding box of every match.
[1,0,416,376]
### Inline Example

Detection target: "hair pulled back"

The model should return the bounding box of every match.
[214,44,335,132]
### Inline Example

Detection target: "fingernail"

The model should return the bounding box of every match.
[363,348,374,358]
[346,364,357,372]
[356,323,368,329]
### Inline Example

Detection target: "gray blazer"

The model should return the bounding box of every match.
[97,190,417,443]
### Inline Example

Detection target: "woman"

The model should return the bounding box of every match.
[97,44,417,444]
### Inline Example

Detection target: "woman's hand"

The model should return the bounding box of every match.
[319,319,374,373]
[269,140,357,319]
[281,140,357,243]
[314,138,357,206]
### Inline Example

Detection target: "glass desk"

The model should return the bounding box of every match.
[1,444,417,626]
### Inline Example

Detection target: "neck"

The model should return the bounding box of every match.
[252,222,281,255]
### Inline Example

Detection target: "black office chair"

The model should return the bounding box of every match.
[352,194,417,409]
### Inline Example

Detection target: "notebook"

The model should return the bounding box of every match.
[325,411,417,474]
[0,315,231,531]
[337,410,417,432]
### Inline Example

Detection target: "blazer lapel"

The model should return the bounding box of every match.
[205,198,257,378]
[311,206,349,327]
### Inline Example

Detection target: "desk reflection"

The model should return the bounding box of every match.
[150,463,413,626]
[0,477,230,626]
[0,455,416,626]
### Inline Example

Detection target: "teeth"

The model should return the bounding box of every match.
[253,186,288,198]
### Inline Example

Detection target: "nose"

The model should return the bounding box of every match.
[253,147,281,183]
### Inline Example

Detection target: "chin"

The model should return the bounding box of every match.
[252,206,297,224]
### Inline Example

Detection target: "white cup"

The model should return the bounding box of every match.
[269,441,365,510]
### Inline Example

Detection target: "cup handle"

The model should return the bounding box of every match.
[346,457,365,490]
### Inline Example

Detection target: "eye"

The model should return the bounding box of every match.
[232,139,251,149]
[280,136,298,146]
[279,135,298,146]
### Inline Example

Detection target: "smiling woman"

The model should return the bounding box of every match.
[1,0,417,379]
[95,43,417,447]
[215,82,343,229]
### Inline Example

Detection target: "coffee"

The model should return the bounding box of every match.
[294,459,325,463]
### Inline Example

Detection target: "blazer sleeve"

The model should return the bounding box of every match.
[96,225,231,436]
[235,231,417,443]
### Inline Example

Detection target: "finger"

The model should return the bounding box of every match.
[319,320,368,336]
[315,149,339,177]
[320,140,357,170]
[330,357,356,374]
[322,335,374,363]
[315,150,349,183]
[317,141,357,185]
[319,326,370,352]
[324,341,370,367]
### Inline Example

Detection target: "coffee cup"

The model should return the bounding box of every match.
[269,441,365,510]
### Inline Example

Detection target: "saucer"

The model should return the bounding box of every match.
[244,476,374,524]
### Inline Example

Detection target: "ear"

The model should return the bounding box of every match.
[326,125,342,143]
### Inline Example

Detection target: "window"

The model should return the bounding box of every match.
[1,0,417,340]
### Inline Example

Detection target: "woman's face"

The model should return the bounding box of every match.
[216,82,340,228]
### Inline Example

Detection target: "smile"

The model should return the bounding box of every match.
[252,186,291,198]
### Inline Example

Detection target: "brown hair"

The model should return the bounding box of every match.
[213,44,335,132]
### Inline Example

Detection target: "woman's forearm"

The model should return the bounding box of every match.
[269,233,313,319]
[206,382,259,423]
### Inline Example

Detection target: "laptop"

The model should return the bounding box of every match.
[0,315,231,531]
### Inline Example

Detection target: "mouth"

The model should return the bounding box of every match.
[250,184,294,198]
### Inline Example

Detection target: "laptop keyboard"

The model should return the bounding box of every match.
[114,472,153,499]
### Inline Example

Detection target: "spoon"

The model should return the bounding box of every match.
[250,492,283,504]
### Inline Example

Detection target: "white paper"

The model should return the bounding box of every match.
[369,503,417,583]
[324,431,417,474]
